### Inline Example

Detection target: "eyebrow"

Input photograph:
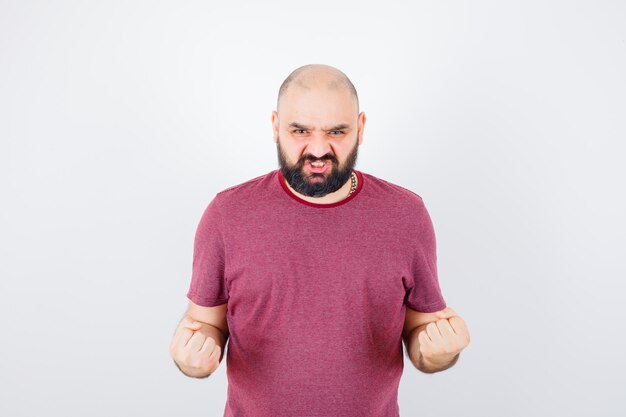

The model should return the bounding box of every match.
[288,122,350,131]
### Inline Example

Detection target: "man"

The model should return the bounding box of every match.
[169,64,470,417]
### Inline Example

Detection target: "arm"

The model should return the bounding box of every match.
[170,301,230,378]
[402,306,470,374]
[185,300,229,363]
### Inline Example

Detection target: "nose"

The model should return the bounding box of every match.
[305,133,333,160]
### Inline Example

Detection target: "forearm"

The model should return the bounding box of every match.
[404,325,459,374]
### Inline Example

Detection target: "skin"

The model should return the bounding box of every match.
[169,314,224,378]
[170,64,470,378]
[271,64,366,204]
[410,307,471,373]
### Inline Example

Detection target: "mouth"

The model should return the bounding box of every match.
[306,160,331,173]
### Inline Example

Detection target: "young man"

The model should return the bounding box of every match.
[169,64,470,417]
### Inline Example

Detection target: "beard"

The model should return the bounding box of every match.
[276,135,359,198]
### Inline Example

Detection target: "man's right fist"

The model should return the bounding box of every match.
[169,316,223,378]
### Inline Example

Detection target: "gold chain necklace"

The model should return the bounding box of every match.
[348,171,357,196]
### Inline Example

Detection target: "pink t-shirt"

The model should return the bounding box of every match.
[187,169,447,417]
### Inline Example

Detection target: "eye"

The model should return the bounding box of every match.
[329,130,344,135]
[293,129,306,134]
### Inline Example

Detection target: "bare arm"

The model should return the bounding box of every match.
[170,301,229,378]
[404,324,460,373]
[402,306,469,374]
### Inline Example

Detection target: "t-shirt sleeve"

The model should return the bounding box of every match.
[186,195,229,307]
[403,198,447,312]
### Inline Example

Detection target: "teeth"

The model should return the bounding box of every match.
[311,161,325,167]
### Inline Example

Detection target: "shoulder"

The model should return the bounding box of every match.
[210,170,276,209]
[359,171,434,231]
[360,170,426,207]
[218,171,273,195]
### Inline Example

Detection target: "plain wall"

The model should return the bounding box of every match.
[1,1,625,416]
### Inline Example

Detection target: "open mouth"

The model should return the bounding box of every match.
[307,160,330,173]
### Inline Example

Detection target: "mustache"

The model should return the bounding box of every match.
[299,155,338,165]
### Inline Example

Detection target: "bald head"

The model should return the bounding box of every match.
[277,64,359,114]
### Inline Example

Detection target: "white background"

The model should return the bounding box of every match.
[1,1,625,416]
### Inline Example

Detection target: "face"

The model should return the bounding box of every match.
[276,133,359,197]
[272,86,366,198]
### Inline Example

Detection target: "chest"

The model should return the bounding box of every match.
[222,210,414,330]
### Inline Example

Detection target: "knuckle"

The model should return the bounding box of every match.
[199,356,218,373]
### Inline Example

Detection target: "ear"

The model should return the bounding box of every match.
[357,112,366,145]
[271,111,279,144]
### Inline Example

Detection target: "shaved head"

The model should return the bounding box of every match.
[272,64,365,199]
[277,64,359,114]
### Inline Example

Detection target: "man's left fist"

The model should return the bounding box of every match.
[418,307,470,368]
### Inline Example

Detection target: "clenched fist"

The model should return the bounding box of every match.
[169,316,224,378]
[418,307,470,371]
